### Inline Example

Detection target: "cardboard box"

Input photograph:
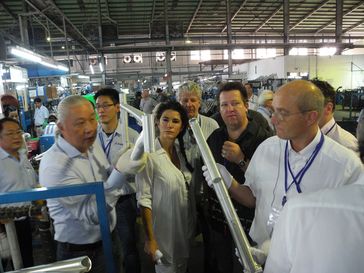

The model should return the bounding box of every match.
[46,86,58,99]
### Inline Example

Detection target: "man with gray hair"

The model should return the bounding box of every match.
[177,81,219,272]
[39,95,147,273]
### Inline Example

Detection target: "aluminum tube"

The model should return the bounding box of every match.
[119,93,130,148]
[189,118,262,273]
[142,114,155,153]
[5,221,23,270]
[7,256,92,272]
[120,103,144,122]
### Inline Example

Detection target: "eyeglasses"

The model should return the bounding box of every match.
[272,110,313,121]
[95,103,115,110]
[1,130,23,137]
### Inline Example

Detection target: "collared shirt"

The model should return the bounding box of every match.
[206,118,272,233]
[96,122,139,194]
[136,139,192,264]
[34,105,49,126]
[43,122,57,136]
[256,106,274,132]
[265,180,364,273]
[140,97,157,114]
[39,136,126,244]
[245,129,363,245]
[248,94,259,111]
[0,147,37,207]
[321,117,358,152]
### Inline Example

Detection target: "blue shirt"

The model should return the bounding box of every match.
[39,136,126,244]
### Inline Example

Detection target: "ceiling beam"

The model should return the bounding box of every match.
[254,4,282,33]
[343,18,364,34]
[290,0,330,31]
[105,0,110,18]
[221,0,248,33]
[315,0,364,33]
[77,0,86,13]
[0,0,18,21]
[186,0,203,33]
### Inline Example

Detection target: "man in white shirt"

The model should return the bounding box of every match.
[94,88,141,273]
[311,79,358,152]
[140,89,157,114]
[34,97,49,137]
[244,83,258,111]
[177,81,219,272]
[39,95,146,273]
[203,80,362,247]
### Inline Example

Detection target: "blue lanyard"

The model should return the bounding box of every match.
[324,122,336,135]
[282,133,324,206]
[99,131,115,159]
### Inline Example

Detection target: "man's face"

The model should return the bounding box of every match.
[271,90,309,140]
[219,90,248,131]
[0,121,23,153]
[35,101,41,109]
[179,92,201,119]
[142,90,149,98]
[58,102,97,153]
[244,84,253,98]
[96,95,119,125]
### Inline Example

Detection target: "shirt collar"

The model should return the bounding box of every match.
[97,122,122,137]
[57,136,86,158]
[320,117,336,135]
[0,147,10,160]
[288,128,322,157]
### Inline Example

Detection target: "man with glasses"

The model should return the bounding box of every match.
[0,118,37,268]
[176,81,219,273]
[94,88,141,273]
[204,82,272,273]
[203,80,362,258]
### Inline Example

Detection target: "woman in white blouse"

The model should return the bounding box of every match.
[137,101,194,273]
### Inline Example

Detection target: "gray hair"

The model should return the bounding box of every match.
[57,95,92,123]
[176,81,202,101]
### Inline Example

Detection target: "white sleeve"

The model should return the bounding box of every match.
[136,156,153,209]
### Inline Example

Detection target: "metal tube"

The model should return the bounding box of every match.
[119,93,130,148]
[7,256,92,272]
[142,114,155,153]
[4,221,23,270]
[120,103,144,122]
[189,118,262,273]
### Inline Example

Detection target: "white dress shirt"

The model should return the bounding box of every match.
[248,94,259,111]
[321,117,358,152]
[257,106,274,131]
[0,147,37,207]
[34,105,49,126]
[265,178,364,273]
[96,123,139,194]
[245,129,363,245]
[39,136,126,244]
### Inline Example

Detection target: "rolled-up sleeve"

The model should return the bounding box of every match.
[136,156,153,209]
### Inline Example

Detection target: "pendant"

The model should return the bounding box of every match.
[281,195,287,206]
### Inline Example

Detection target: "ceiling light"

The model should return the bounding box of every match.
[57,65,69,72]
[90,64,94,74]
[46,37,51,42]
[99,62,104,72]
[10,47,42,63]
[61,46,65,49]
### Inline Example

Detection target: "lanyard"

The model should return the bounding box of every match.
[99,131,115,159]
[282,133,324,206]
[324,122,336,135]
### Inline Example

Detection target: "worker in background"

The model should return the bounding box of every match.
[33,97,49,137]
[202,80,362,250]
[0,118,37,268]
[257,90,274,132]
[244,83,258,111]
[264,112,364,273]
[311,79,358,152]
[39,95,147,273]
[176,81,219,273]
[1,94,20,121]
[140,89,157,114]
[94,88,141,273]
[205,82,272,272]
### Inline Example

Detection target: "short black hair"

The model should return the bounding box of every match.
[0,117,20,134]
[244,82,253,89]
[34,97,42,103]
[3,105,18,118]
[94,88,120,104]
[310,79,336,110]
[218,82,248,103]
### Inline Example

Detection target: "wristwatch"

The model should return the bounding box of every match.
[238,158,247,168]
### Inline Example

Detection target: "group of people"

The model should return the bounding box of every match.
[0,78,362,273]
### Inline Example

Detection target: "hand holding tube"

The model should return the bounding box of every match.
[116,148,147,175]
[202,163,233,189]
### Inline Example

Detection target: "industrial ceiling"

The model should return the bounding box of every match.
[0,0,364,57]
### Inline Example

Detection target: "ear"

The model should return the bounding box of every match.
[306,111,320,126]
[116,103,121,113]
[324,102,334,115]
[57,121,65,133]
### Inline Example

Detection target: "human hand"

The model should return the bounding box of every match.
[116,148,147,175]
[144,239,161,263]
[222,141,245,164]
[202,163,233,189]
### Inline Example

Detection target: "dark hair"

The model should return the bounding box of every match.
[244,82,253,89]
[34,97,42,103]
[94,88,120,104]
[155,101,193,172]
[3,105,18,118]
[218,81,248,104]
[0,117,20,134]
[310,79,336,110]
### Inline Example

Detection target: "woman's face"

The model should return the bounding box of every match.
[158,109,183,141]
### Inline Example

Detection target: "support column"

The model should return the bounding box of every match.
[63,17,71,73]
[164,0,172,92]
[336,0,343,54]
[226,0,233,77]
[283,0,290,55]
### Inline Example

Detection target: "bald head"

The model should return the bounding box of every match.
[277,80,324,118]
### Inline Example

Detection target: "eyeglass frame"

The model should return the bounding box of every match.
[95,103,116,111]
[271,109,315,121]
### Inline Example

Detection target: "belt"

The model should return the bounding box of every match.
[35,125,43,128]
[117,193,135,203]
[57,240,103,252]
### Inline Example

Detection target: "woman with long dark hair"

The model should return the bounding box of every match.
[137,101,194,273]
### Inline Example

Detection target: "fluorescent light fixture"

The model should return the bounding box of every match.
[99,62,104,72]
[57,65,69,72]
[40,61,58,69]
[78,75,90,79]
[11,47,42,63]
[90,64,95,74]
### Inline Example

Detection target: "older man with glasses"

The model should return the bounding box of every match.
[202,80,363,264]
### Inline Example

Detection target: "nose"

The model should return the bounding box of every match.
[271,113,279,125]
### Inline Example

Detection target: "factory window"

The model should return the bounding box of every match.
[256,48,276,59]
[318,47,336,56]
[289,48,308,56]
[223,49,245,59]
[191,50,211,61]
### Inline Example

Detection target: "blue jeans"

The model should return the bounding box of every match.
[116,194,140,273]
